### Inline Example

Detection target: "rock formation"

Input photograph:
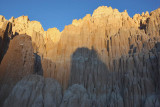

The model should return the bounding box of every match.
[0,34,35,105]
[60,84,91,107]
[0,21,12,63]
[3,75,62,107]
[0,6,160,107]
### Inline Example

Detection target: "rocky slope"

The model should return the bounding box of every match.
[0,6,160,107]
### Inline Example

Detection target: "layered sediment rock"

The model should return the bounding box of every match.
[0,6,160,107]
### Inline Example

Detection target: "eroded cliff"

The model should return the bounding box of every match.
[0,6,160,107]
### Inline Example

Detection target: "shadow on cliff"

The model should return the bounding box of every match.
[68,44,160,106]
[0,23,19,64]
[69,47,110,98]
[34,53,43,76]
[0,36,2,46]
[0,24,11,64]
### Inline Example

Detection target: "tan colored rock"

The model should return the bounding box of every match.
[146,8,160,36]
[31,31,46,55]
[133,11,150,29]
[0,15,6,22]
[72,19,83,26]
[0,6,160,107]
[46,27,61,43]
[0,15,7,28]
[11,16,44,36]
[9,16,14,23]
[92,6,114,18]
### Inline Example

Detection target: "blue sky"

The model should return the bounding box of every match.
[0,0,159,31]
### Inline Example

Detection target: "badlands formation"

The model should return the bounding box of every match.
[0,6,160,107]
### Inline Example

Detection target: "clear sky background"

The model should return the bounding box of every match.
[0,0,159,31]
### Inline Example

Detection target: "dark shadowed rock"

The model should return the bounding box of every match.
[60,84,91,107]
[0,21,12,63]
[144,95,160,107]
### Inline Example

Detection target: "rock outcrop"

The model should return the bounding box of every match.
[3,75,62,107]
[0,15,7,28]
[0,34,35,105]
[60,84,91,107]
[0,6,160,107]
[146,8,160,37]
[0,21,12,63]
[10,16,44,36]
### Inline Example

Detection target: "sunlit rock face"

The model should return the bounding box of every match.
[146,8,160,37]
[0,6,160,107]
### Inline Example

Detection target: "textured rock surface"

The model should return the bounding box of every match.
[0,15,7,28]
[11,16,44,36]
[0,34,35,105]
[0,21,12,63]
[60,84,91,107]
[3,75,62,107]
[0,6,160,107]
[146,8,160,37]
[144,95,160,107]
